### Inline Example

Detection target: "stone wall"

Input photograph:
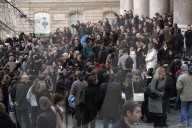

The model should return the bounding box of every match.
[15,0,120,34]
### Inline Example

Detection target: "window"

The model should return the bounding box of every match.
[69,12,83,27]
[103,11,116,25]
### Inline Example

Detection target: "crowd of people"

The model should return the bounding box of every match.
[0,9,192,128]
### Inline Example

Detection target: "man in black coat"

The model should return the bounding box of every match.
[64,71,74,90]
[184,25,192,53]
[0,102,16,128]
[140,40,148,55]
[158,42,170,65]
[37,97,56,128]
[15,75,32,128]
[99,74,121,128]
[98,45,107,64]
[112,100,142,128]
[174,28,184,54]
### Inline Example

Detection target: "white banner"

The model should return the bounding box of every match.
[35,12,50,34]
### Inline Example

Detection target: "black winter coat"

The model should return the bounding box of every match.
[98,49,107,64]
[84,85,99,111]
[158,47,170,64]
[64,77,73,90]
[15,82,30,110]
[112,116,131,128]
[185,30,192,46]
[0,114,16,128]
[136,48,145,68]
[163,73,174,99]
[99,82,121,117]
[37,108,56,128]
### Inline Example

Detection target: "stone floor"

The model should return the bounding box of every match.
[94,109,192,128]
[63,109,186,128]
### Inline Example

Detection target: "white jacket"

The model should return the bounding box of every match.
[130,51,137,70]
[26,87,38,106]
[145,49,157,70]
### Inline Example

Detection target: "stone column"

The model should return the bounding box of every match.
[149,0,170,18]
[133,0,149,17]
[120,0,133,15]
[174,0,192,29]
[170,0,173,13]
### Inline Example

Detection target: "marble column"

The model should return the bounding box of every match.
[120,0,133,15]
[170,0,173,13]
[174,0,192,28]
[149,0,170,18]
[133,0,149,17]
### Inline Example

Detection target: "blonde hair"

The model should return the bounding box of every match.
[43,65,52,73]
[154,67,166,82]
[119,49,123,58]
[36,81,46,93]
[132,70,141,82]
[31,80,46,94]
[124,73,133,87]
[21,75,29,83]
[147,43,155,53]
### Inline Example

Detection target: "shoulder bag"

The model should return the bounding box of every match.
[132,80,144,102]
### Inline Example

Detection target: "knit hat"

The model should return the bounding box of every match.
[181,64,188,71]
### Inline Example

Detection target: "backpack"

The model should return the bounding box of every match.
[125,57,133,69]
[67,94,76,113]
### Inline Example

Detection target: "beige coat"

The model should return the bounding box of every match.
[51,106,63,128]
[177,72,192,101]
[163,26,171,41]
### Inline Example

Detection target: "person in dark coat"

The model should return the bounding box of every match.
[48,54,56,65]
[169,55,182,97]
[48,67,57,91]
[104,18,111,32]
[0,102,16,128]
[0,74,9,112]
[5,35,13,47]
[184,25,192,53]
[64,70,74,90]
[37,97,56,128]
[98,45,107,64]
[99,74,121,128]
[123,73,133,100]
[132,70,146,94]
[83,75,99,128]
[167,29,174,51]
[112,100,142,128]
[119,15,125,26]
[158,42,170,65]
[15,75,32,128]
[92,42,100,58]
[33,56,43,75]
[136,43,145,68]
[174,28,184,55]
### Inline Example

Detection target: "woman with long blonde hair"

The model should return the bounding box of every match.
[148,67,166,128]
[26,74,47,128]
[123,73,133,100]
